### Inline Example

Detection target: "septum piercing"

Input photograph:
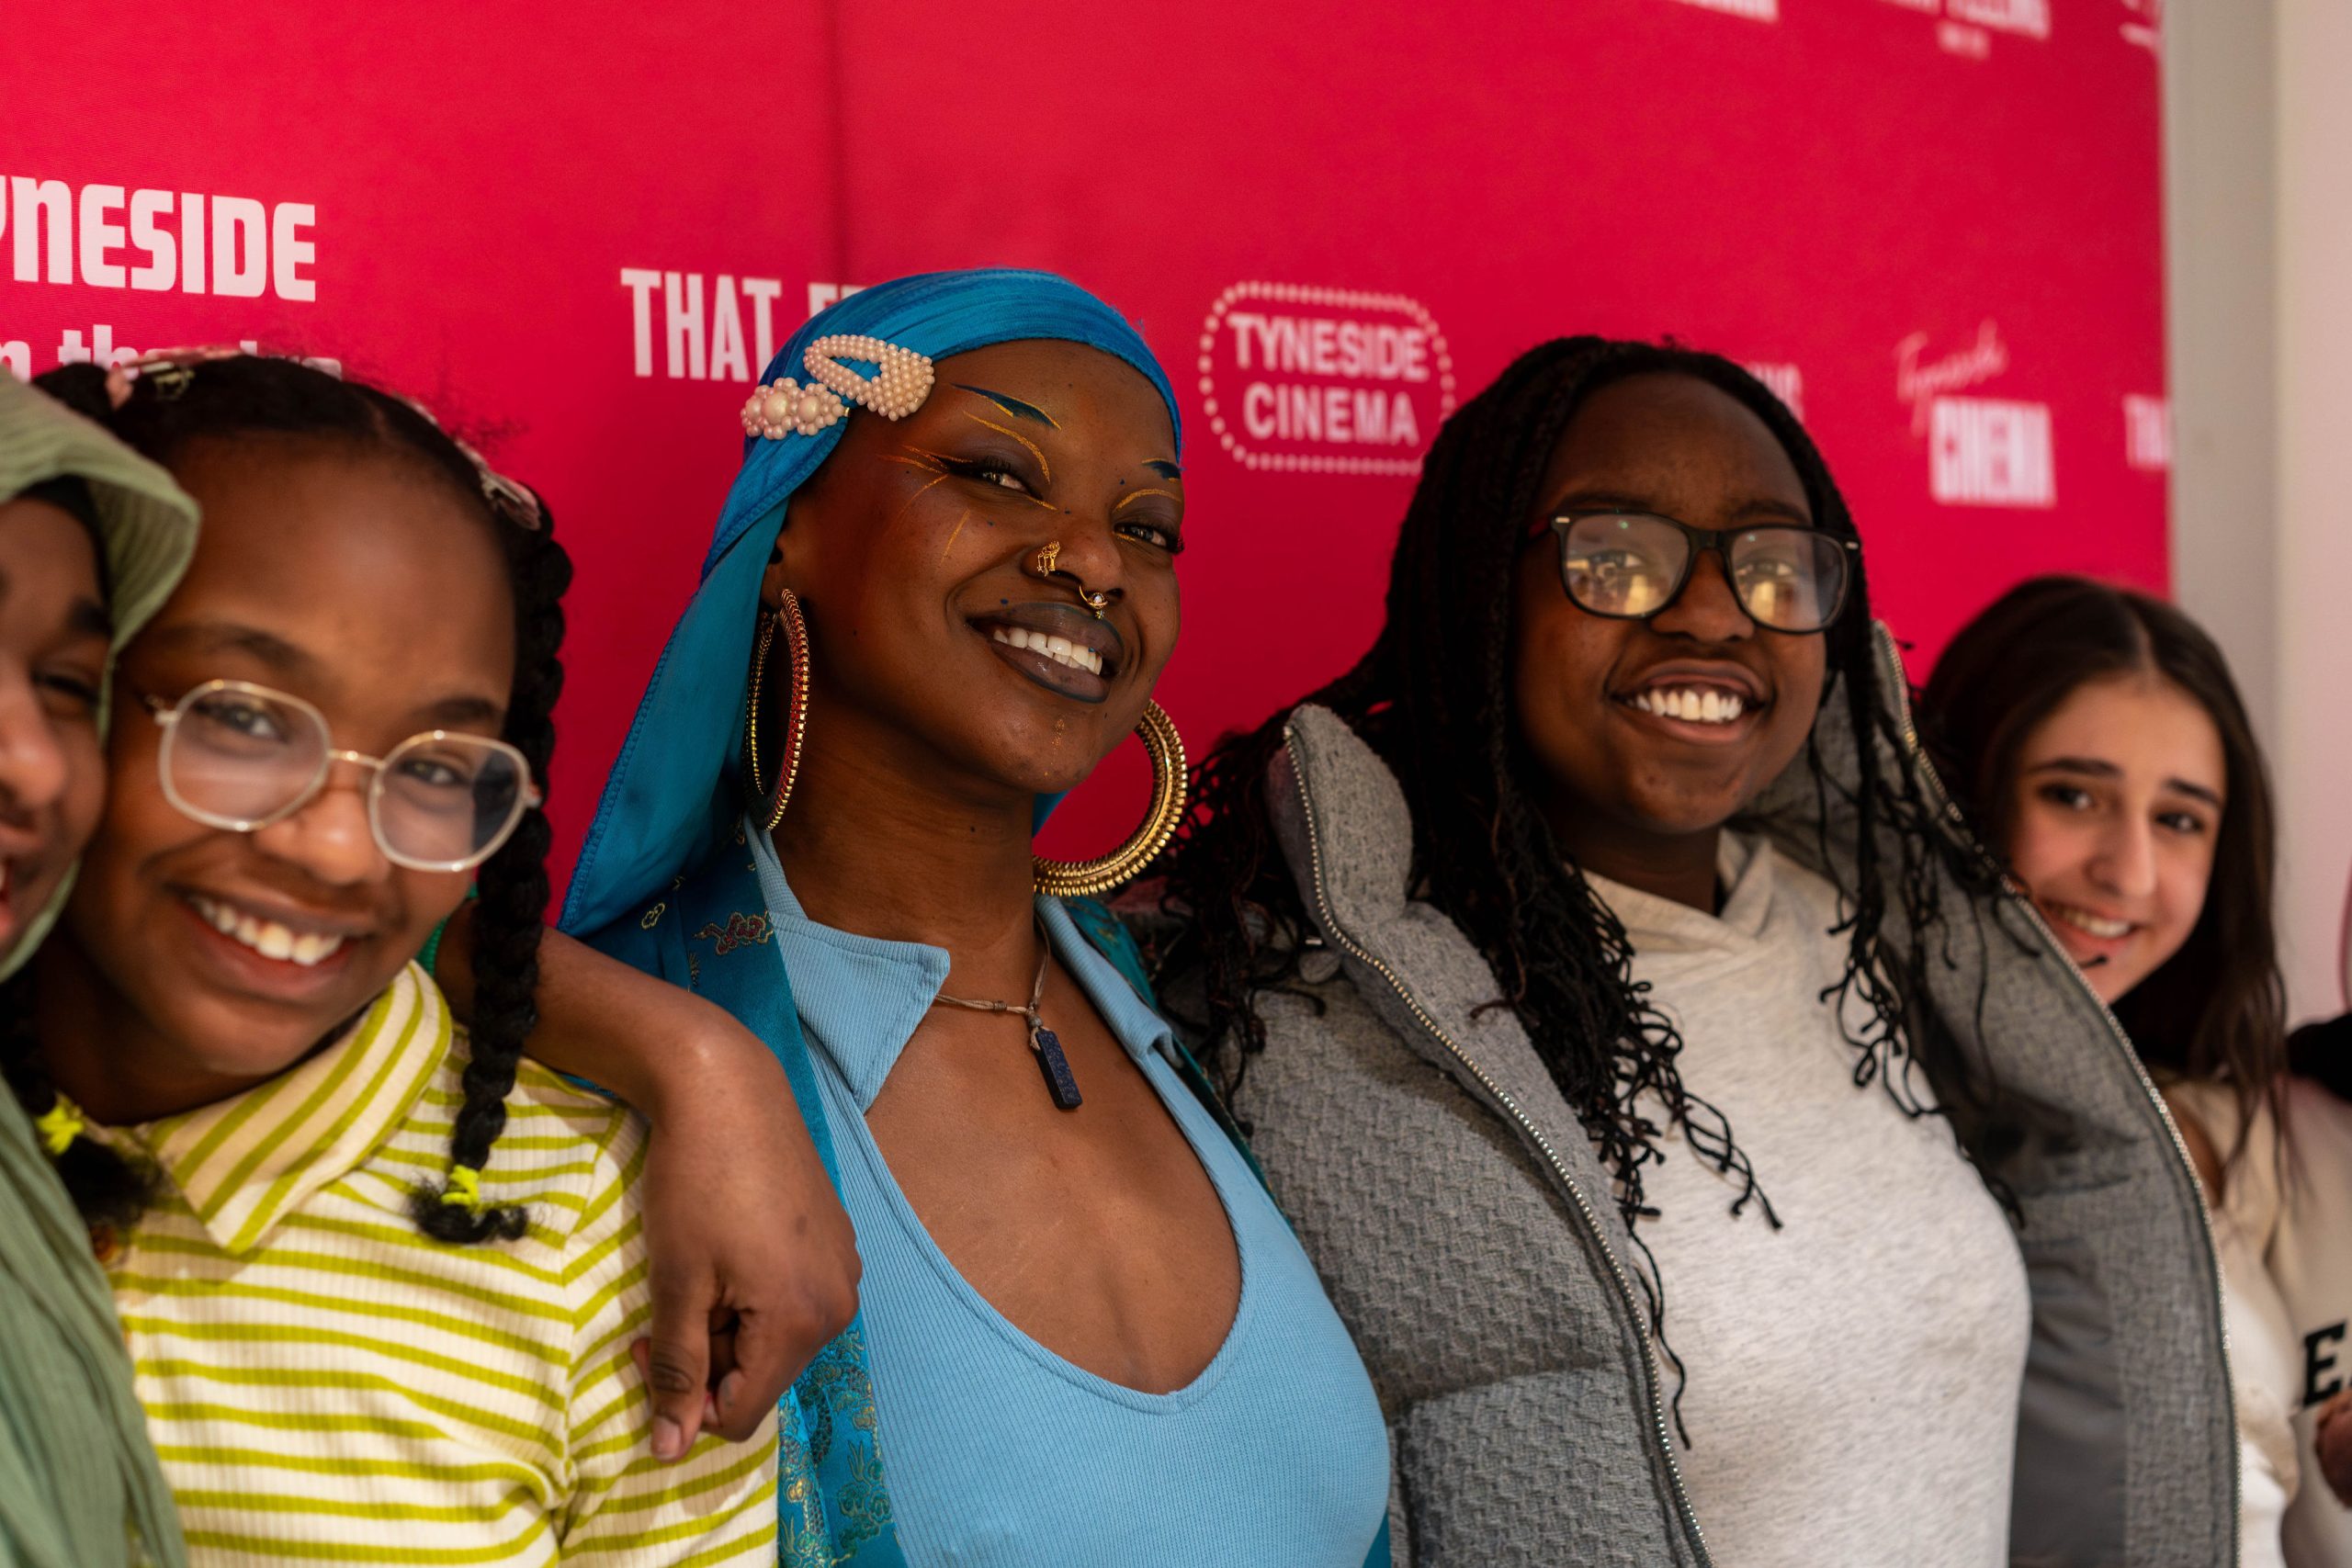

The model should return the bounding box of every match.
[1033,540,1114,619]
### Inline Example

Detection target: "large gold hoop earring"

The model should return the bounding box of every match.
[743,589,811,831]
[1033,701,1188,899]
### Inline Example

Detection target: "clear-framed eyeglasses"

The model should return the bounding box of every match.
[136,680,542,873]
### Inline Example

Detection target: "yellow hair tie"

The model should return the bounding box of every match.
[36,1101,85,1158]
[440,1166,485,1213]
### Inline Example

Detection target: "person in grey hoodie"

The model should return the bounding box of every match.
[1148,338,2235,1567]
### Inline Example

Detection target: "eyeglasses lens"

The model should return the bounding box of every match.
[162,682,529,869]
[1560,513,1684,619]
[165,685,330,826]
[376,736,526,866]
[1728,529,1847,633]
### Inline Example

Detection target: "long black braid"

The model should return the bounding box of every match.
[411,461,569,1246]
[1156,337,1998,1408]
[27,356,571,1247]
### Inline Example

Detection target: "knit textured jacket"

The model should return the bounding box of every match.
[1168,627,2235,1567]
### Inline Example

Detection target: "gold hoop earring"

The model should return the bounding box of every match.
[744,588,811,831]
[1033,701,1188,898]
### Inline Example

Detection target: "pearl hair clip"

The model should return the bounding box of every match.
[741,333,936,441]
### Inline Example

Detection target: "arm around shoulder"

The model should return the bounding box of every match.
[435,906,859,1450]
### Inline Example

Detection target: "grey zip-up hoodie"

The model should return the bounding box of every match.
[1186,629,2234,1567]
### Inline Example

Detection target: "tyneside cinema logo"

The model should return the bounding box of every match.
[1197,283,1455,476]
[1873,0,2049,59]
[1895,321,2055,509]
[1,172,320,378]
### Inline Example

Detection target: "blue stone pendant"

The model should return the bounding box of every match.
[1030,1025,1084,1111]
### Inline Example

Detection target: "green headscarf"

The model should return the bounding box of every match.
[0,372,198,1568]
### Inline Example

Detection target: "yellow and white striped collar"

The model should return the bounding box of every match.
[120,963,453,1257]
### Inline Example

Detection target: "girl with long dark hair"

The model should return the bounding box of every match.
[1926,575,2349,1567]
[1154,338,2234,1565]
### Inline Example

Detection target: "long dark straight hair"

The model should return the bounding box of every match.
[1922,574,2285,1142]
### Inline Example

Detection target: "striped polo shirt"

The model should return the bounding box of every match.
[81,963,779,1565]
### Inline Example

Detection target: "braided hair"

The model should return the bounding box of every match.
[1157,337,1997,1380]
[23,356,571,1247]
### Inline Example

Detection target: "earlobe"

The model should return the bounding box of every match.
[761,482,832,608]
[759,527,797,612]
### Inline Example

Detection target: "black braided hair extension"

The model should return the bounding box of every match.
[412,495,568,1245]
[34,357,571,1245]
[1155,337,2002,1427]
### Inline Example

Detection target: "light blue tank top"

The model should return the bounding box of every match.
[748,829,1389,1566]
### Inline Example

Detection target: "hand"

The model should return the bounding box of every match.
[438,918,863,1461]
[2319,1387,2352,1506]
[633,1025,862,1458]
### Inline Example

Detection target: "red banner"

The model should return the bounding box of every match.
[4,1,2168,877]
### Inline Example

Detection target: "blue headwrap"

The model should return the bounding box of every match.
[560,268,1180,938]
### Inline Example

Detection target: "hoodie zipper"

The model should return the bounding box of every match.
[1871,623,2240,1561]
[1283,723,1713,1567]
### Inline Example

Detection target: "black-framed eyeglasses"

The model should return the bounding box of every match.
[135,680,541,873]
[1543,509,1858,635]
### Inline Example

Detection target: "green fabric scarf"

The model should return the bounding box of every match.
[0,373,198,1568]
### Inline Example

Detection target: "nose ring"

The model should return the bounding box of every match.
[1031,540,1119,619]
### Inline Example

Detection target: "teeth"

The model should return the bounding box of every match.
[187,896,347,968]
[1632,687,1747,725]
[2052,905,2132,940]
[989,626,1103,677]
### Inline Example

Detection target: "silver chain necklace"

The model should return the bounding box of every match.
[929,919,1083,1110]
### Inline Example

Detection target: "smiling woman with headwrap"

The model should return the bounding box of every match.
[0,374,198,1568]
[563,270,1390,1567]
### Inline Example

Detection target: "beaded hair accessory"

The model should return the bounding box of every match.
[421,418,544,533]
[740,333,936,440]
[103,347,543,531]
[104,344,244,409]
[35,1099,86,1157]
[439,1165,489,1214]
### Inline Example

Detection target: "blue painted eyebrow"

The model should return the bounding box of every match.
[953,384,1058,429]
[1144,459,1182,479]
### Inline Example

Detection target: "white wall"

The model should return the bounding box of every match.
[2270,0,2352,1021]
[2166,0,2351,1023]
[2165,0,2274,744]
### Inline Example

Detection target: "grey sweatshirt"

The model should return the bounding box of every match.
[1590,835,2031,1565]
